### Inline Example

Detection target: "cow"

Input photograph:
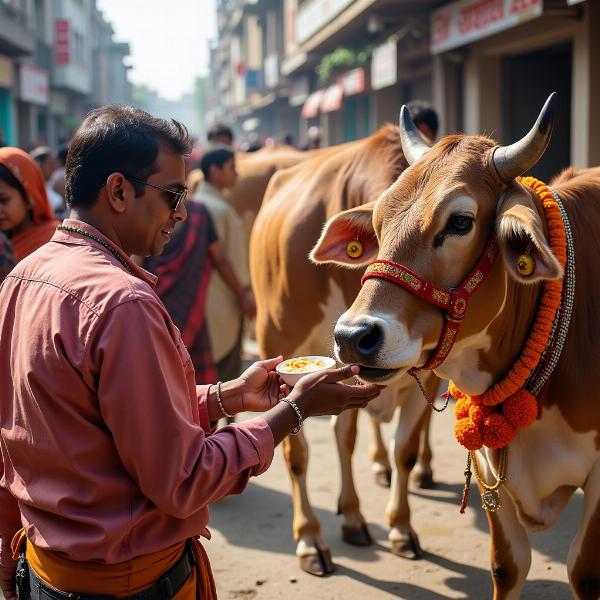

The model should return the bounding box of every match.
[250,125,441,576]
[312,93,600,599]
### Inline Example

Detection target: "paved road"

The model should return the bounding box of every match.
[206,397,575,599]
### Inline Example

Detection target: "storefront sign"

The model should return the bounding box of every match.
[342,68,365,96]
[297,0,353,44]
[264,54,279,88]
[19,64,49,106]
[245,69,260,92]
[0,56,13,89]
[431,0,542,54]
[54,19,70,65]
[371,39,397,91]
[290,76,309,106]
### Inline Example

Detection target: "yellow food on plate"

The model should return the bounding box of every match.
[279,357,327,374]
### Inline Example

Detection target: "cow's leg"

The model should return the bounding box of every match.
[386,382,429,559]
[282,431,334,576]
[368,414,392,488]
[568,460,600,599]
[484,484,531,600]
[414,408,434,489]
[332,408,372,546]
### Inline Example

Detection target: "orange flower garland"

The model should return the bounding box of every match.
[453,177,567,450]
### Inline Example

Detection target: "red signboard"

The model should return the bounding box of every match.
[431,0,542,54]
[54,19,70,65]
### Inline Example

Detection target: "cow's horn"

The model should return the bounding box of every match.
[399,105,429,165]
[492,92,557,183]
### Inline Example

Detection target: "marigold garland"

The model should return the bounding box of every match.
[453,177,566,450]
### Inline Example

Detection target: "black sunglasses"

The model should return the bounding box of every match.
[123,174,188,212]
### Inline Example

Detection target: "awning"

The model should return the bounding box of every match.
[320,83,343,113]
[301,89,324,119]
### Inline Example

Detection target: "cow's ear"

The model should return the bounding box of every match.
[310,202,378,268]
[496,181,563,284]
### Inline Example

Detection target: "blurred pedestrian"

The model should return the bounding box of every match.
[207,122,234,146]
[0,104,381,599]
[144,200,252,385]
[0,147,59,261]
[303,125,321,150]
[194,145,255,386]
[406,99,439,144]
[0,231,15,284]
[30,146,64,213]
[48,143,69,218]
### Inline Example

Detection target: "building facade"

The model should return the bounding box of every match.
[209,0,599,178]
[0,0,131,149]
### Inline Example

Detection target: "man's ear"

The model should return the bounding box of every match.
[105,172,130,215]
[310,202,378,268]
[496,180,563,284]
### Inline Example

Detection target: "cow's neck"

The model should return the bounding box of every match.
[435,266,542,395]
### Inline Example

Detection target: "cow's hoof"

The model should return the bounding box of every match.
[390,532,423,559]
[299,548,335,576]
[374,469,392,488]
[342,523,373,546]
[416,470,435,489]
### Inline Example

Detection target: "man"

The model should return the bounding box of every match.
[207,122,233,147]
[195,145,255,386]
[406,99,439,144]
[0,105,379,598]
[29,146,63,214]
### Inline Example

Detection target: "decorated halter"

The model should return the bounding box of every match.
[360,236,499,374]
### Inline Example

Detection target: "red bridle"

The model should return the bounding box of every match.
[360,236,499,374]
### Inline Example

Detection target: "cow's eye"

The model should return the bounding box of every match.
[447,214,473,234]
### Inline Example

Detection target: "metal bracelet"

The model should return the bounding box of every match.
[281,397,303,435]
[216,381,234,418]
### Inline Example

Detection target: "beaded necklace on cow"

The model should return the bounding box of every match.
[360,177,575,513]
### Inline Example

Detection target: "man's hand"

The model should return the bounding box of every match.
[236,356,287,413]
[0,564,16,600]
[239,290,256,319]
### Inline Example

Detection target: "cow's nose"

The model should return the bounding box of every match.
[334,320,383,362]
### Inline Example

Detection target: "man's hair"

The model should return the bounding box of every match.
[406,100,439,137]
[207,123,233,144]
[65,104,193,209]
[57,143,69,165]
[200,145,234,181]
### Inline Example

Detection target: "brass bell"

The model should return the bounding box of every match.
[517,245,535,277]
[346,240,363,259]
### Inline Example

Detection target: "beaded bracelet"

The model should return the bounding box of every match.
[215,381,234,418]
[281,397,303,435]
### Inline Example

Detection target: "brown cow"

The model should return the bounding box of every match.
[250,126,441,576]
[313,95,600,598]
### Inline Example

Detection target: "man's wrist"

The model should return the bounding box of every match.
[218,378,244,416]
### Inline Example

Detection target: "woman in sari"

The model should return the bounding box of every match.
[0,147,59,261]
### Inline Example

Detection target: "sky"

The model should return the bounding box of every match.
[96,0,217,101]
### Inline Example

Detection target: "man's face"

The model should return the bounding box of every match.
[209,158,237,190]
[40,155,58,180]
[122,144,187,257]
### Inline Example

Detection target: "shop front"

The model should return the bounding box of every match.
[432,0,599,178]
[0,54,15,145]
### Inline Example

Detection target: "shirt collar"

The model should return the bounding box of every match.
[52,218,158,288]
[199,181,226,200]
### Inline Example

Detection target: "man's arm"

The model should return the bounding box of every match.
[208,240,255,318]
[90,298,272,517]
[0,454,22,598]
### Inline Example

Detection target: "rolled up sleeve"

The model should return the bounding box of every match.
[90,298,275,519]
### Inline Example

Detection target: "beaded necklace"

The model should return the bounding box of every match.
[454,177,575,512]
[56,224,132,274]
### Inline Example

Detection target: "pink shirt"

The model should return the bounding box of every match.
[0,219,274,568]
